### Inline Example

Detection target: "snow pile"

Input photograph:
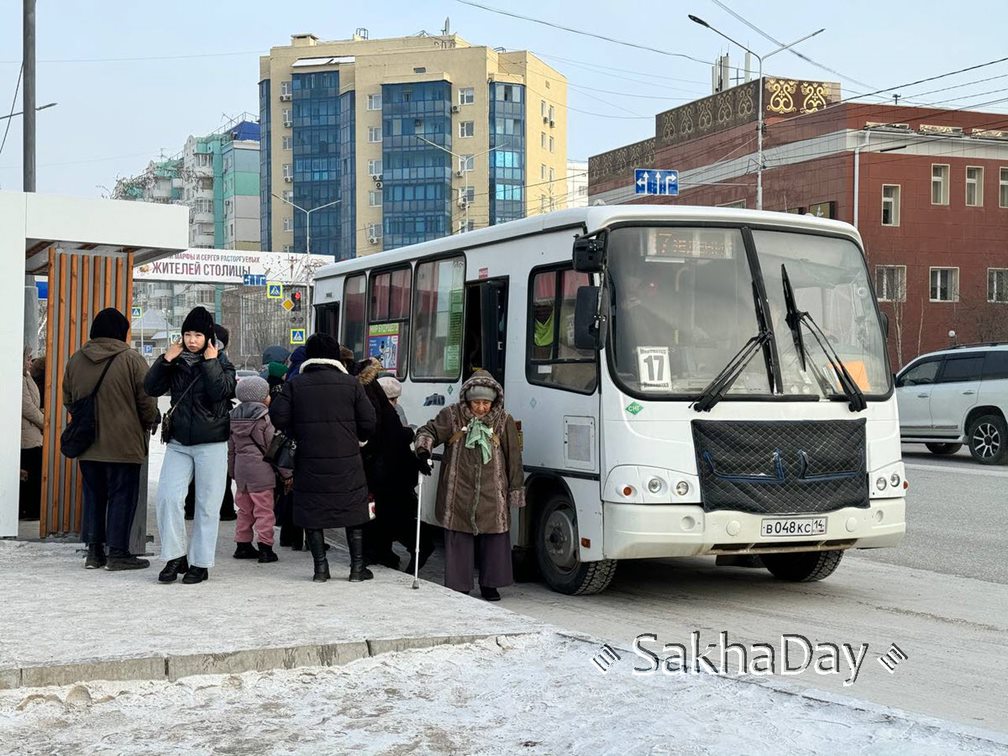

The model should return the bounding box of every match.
[2,632,1003,755]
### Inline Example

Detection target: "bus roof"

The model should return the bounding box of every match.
[314,205,862,281]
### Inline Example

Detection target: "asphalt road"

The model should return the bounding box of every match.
[416,445,1008,735]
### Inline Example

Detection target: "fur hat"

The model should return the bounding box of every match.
[465,384,497,403]
[90,308,130,342]
[181,306,215,344]
[236,376,270,404]
[378,376,402,399]
[305,333,341,361]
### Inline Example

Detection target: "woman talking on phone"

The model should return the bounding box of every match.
[144,306,237,585]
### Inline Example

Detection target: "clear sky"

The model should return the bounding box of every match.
[1,0,1006,197]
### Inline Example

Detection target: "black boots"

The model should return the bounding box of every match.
[84,543,107,570]
[347,526,373,583]
[233,542,259,560]
[182,566,209,584]
[480,586,501,602]
[158,556,189,583]
[106,555,151,571]
[306,529,330,582]
[258,544,278,563]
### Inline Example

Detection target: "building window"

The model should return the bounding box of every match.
[541,100,547,118]
[283,216,293,232]
[282,163,292,179]
[459,154,475,172]
[368,126,382,143]
[541,132,546,149]
[367,223,382,240]
[369,190,382,207]
[527,265,598,393]
[989,268,1008,303]
[367,94,382,111]
[411,256,465,380]
[930,267,959,302]
[459,121,475,138]
[457,219,476,233]
[282,190,293,203]
[280,81,292,98]
[931,164,949,205]
[458,87,475,105]
[1001,167,1008,208]
[966,166,984,206]
[875,265,906,302]
[282,108,292,126]
[881,184,900,226]
[282,244,294,254]
[549,135,554,153]
[459,186,475,204]
[549,167,555,183]
[282,135,292,150]
[548,105,555,123]
[368,159,383,176]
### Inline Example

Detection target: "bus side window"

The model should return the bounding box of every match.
[527,266,598,394]
[342,274,367,361]
[412,256,465,381]
[367,266,412,379]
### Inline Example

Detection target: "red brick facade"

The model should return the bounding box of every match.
[589,87,1008,368]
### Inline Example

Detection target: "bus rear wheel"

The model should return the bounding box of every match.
[535,495,616,595]
[761,550,844,582]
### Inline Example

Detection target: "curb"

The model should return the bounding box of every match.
[1,632,526,691]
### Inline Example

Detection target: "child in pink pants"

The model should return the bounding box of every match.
[228,377,288,563]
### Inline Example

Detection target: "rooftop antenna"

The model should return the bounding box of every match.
[443,16,451,36]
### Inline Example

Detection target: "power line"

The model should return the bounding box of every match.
[0,63,23,158]
[535,53,708,86]
[0,50,266,65]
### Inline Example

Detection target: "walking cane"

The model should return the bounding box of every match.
[412,461,428,590]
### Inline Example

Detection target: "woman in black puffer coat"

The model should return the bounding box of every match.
[269,334,376,582]
[144,307,237,586]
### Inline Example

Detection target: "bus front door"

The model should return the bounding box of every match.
[463,277,508,387]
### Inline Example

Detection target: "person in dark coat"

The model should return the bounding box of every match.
[275,349,306,551]
[62,309,160,570]
[285,346,307,382]
[269,333,376,582]
[145,306,237,585]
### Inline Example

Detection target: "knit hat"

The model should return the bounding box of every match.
[466,384,497,403]
[262,345,290,365]
[214,324,230,350]
[90,308,130,342]
[305,333,341,361]
[378,376,402,400]
[181,306,215,344]
[267,361,287,379]
[236,376,270,404]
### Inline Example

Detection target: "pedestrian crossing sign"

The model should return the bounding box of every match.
[131,306,143,319]
[290,328,306,345]
[267,282,283,300]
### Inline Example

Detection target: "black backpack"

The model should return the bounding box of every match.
[60,353,120,459]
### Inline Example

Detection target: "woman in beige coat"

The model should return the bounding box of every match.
[21,347,44,520]
[414,370,524,601]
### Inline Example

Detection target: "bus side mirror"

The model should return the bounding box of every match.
[574,285,608,350]
[573,232,607,273]
[879,311,889,339]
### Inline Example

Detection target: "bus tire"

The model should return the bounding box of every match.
[761,550,844,582]
[925,442,962,456]
[535,494,617,595]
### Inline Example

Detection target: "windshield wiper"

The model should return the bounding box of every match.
[693,327,773,413]
[781,264,867,412]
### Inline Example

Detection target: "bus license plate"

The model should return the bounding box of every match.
[760,517,827,538]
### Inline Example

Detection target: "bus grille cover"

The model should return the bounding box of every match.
[691,419,869,515]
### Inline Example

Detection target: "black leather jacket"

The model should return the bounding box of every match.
[144,352,237,446]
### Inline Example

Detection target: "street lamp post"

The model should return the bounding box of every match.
[272,193,341,331]
[416,135,508,233]
[0,102,57,121]
[688,15,824,211]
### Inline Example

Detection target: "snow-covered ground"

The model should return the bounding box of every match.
[2,632,1005,755]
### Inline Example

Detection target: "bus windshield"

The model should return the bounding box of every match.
[607,225,890,400]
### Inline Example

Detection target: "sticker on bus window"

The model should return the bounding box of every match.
[636,346,672,391]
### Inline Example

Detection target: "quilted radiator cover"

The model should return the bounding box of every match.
[691,419,869,515]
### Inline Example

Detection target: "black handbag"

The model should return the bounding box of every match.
[263,431,296,469]
[60,353,120,459]
[160,376,199,445]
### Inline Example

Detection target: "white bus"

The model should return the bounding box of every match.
[312,206,906,594]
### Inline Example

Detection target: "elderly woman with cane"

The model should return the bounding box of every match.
[414,369,524,601]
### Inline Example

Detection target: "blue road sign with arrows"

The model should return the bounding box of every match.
[634,168,679,197]
[244,274,267,286]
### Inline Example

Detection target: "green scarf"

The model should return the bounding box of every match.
[464,418,494,464]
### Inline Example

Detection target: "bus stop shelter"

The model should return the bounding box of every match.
[0,191,188,540]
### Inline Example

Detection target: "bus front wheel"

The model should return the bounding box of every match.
[761,550,844,582]
[535,495,617,595]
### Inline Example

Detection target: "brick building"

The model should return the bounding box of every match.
[588,78,1008,368]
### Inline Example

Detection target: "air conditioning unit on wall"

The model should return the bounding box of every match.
[368,235,379,244]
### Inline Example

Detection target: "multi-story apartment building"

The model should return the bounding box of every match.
[589,77,1008,367]
[566,159,589,209]
[259,30,567,258]
[115,117,261,251]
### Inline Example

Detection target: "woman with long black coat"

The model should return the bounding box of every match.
[269,334,376,582]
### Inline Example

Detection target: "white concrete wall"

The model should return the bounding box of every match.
[0,193,29,537]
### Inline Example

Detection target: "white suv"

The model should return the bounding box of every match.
[895,344,1008,464]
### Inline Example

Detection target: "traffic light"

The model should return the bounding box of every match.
[292,290,302,311]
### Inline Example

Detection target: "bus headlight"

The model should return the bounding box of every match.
[876,476,887,491]
[646,477,663,494]
[889,473,901,488]
[675,480,690,496]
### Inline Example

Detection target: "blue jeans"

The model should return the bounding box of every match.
[80,461,141,557]
[156,441,228,568]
